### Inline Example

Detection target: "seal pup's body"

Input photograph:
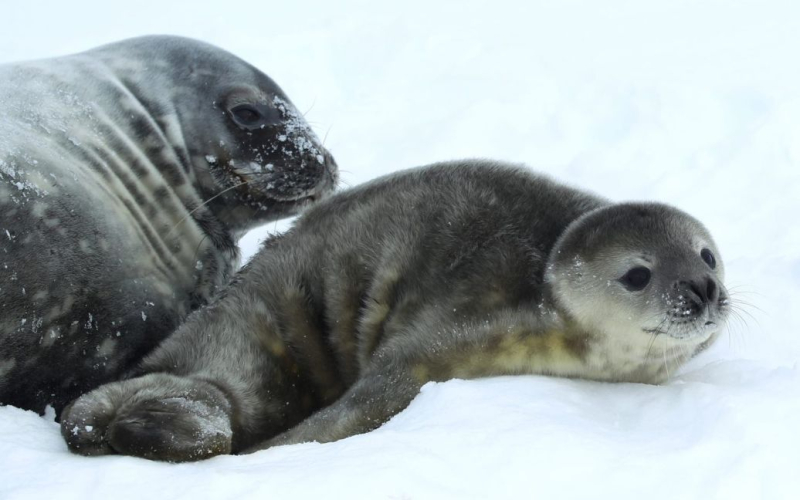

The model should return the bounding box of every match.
[61,161,728,461]
[0,36,337,413]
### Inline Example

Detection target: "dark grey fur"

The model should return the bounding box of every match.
[60,160,728,461]
[0,36,337,413]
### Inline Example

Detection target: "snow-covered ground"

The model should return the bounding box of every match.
[2,1,799,498]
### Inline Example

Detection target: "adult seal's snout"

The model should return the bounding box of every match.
[0,35,337,414]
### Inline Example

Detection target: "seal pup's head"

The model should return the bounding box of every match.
[90,35,338,230]
[545,203,729,381]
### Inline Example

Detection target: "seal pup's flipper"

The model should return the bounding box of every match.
[61,374,233,462]
[242,364,422,453]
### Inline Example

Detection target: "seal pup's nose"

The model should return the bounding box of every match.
[684,277,719,306]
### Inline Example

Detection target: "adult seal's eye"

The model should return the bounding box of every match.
[619,266,651,291]
[230,104,264,129]
[701,248,716,269]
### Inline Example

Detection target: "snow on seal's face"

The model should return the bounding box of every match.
[201,90,338,217]
[546,203,729,380]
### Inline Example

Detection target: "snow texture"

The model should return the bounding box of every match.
[1,1,799,499]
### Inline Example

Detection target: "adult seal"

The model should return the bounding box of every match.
[0,36,338,414]
[60,160,728,462]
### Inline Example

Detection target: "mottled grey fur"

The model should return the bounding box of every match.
[0,36,337,413]
[60,160,728,461]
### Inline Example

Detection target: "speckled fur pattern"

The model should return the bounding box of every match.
[0,36,337,413]
[60,160,728,462]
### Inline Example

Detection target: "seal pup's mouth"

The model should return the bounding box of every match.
[642,296,729,341]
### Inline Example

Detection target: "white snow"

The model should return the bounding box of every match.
[2,1,800,499]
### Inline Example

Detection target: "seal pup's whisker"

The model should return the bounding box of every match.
[724,283,763,298]
[726,306,753,351]
[726,293,763,317]
[645,331,659,361]
[727,299,760,327]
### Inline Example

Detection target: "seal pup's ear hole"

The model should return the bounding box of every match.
[701,248,716,269]
[619,266,651,291]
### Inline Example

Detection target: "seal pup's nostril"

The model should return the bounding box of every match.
[683,277,719,306]
[706,278,718,304]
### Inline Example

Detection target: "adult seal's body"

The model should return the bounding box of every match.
[61,161,728,462]
[0,36,337,413]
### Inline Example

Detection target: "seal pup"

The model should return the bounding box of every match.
[60,160,728,462]
[0,36,338,414]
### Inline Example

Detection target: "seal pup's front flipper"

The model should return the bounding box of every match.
[242,363,422,453]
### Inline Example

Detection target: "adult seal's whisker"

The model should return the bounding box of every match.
[166,180,252,239]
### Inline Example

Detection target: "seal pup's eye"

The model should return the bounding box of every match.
[619,266,651,291]
[230,104,263,127]
[701,248,716,269]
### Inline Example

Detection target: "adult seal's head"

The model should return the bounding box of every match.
[80,35,339,230]
[0,36,337,414]
[546,202,729,377]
